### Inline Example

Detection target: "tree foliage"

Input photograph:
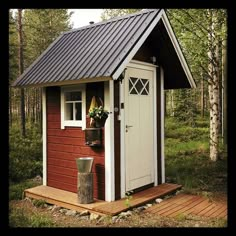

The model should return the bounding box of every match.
[101,9,140,20]
[10,9,73,129]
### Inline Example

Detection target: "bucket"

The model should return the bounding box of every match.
[76,157,94,173]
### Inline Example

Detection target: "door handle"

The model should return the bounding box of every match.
[126,125,133,128]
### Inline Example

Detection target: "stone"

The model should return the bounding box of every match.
[90,213,100,220]
[79,216,90,220]
[59,208,67,214]
[119,211,132,218]
[155,198,163,204]
[65,209,77,216]
[33,175,42,183]
[51,205,61,212]
[97,216,107,223]
[136,206,145,212]
[79,210,90,216]
[112,216,118,222]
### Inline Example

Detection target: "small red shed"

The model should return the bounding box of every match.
[13,9,196,202]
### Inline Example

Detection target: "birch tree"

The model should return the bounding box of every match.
[207,10,220,161]
[167,9,227,161]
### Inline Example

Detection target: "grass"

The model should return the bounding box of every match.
[9,179,41,201]
[9,116,227,227]
[9,204,56,227]
[165,117,227,195]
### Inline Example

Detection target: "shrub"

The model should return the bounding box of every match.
[9,179,40,200]
[9,123,42,182]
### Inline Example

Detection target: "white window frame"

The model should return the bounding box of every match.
[61,85,86,130]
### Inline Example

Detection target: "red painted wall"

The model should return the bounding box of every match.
[46,85,105,200]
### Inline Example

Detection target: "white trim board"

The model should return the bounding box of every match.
[42,87,47,186]
[160,67,165,183]
[120,80,125,198]
[104,80,115,202]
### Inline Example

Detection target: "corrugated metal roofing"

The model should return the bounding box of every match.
[13,9,161,87]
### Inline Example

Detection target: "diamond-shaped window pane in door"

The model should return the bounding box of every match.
[135,79,143,93]
[141,79,149,95]
[129,77,138,94]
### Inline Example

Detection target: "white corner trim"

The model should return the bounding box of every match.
[42,87,47,186]
[120,80,125,198]
[60,87,65,129]
[153,68,158,186]
[104,80,115,201]
[160,67,165,183]
[161,12,196,89]
[112,10,164,80]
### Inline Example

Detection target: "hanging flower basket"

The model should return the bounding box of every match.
[88,96,109,128]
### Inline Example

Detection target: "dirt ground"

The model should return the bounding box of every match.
[9,196,227,228]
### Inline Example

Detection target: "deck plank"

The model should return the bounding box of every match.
[145,193,227,219]
[24,183,181,216]
[93,183,181,215]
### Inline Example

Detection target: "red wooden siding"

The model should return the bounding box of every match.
[46,85,105,200]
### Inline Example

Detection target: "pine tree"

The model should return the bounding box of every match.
[11,9,73,129]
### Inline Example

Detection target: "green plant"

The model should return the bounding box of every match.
[88,106,109,121]
[9,179,40,200]
[9,207,55,227]
[9,122,42,182]
[124,190,133,208]
[32,199,47,207]
[175,212,187,221]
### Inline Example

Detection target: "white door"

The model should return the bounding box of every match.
[124,64,155,191]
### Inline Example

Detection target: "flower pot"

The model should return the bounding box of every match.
[95,119,105,128]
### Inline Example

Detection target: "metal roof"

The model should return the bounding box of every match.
[13,9,161,87]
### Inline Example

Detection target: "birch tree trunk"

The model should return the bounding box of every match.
[222,36,227,146]
[208,10,220,161]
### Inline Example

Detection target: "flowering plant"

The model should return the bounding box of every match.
[88,106,109,121]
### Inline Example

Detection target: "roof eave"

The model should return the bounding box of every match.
[161,11,196,89]
[12,76,112,88]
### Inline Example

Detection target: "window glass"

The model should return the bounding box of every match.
[75,102,82,120]
[65,103,73,120]
[65,91,81,101]
[129,77,149,95]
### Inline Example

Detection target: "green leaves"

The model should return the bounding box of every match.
[101,9,140,20]
[88,106,109,120]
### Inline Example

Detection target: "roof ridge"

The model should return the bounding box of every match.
[64,9,159,35]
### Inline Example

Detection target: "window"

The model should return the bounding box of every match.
[129,77,149,95]
[61,85,86,129]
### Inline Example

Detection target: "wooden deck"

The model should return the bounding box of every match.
[145,193,227,219]
[24,183,181,216]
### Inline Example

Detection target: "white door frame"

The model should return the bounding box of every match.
[42,87,47,186]
[104,80,115,202]
[120,60,157,198]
